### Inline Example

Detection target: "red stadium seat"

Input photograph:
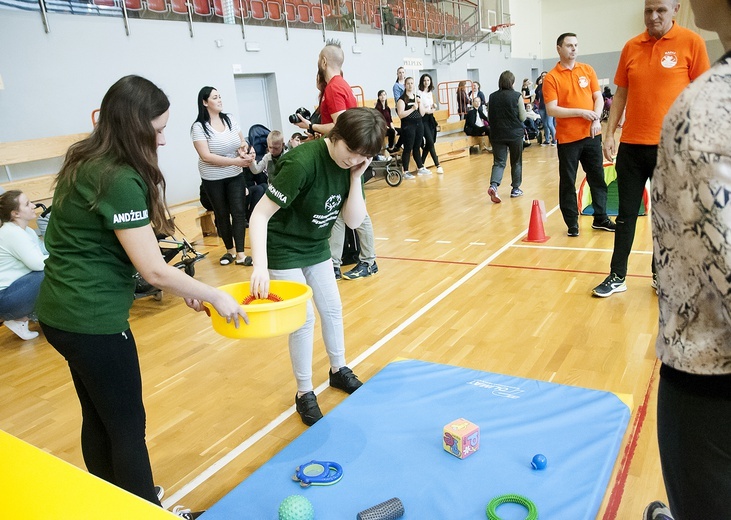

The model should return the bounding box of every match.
[125,0,144,10]
[170,0,189,13]
[250,0,266,20]
[146,0,168,13]
[93,0,116,7]
[284,1,296,22]
[296,2,310,22]
[192,0,211,15]
[266,0,282,20]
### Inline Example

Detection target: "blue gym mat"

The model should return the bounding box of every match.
[201,360,631,519]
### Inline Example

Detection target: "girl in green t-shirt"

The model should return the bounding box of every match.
[37,75,248,511]
[248,107,385,426]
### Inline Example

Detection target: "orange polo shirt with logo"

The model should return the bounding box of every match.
[543,62,600,144]
[615,21,710,145]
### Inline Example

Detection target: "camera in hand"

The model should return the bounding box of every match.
[288,107,311,124]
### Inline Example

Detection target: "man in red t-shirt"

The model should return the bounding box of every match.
[591,0,710,298]
[295,39,357,136]
[294,40,379,282]
[544,32,615,238]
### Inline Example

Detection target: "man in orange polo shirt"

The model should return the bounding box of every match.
[544,32,615,237]
[591,0,709,298]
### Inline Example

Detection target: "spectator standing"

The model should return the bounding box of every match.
[544,32,615,237]
[191,86,255,266]
[417,73,444,174]
[592,0,710,298]
[646,0,731,517]
[535,71,556,145]
[397,77,429,178]
[486,71,526,203]
[456,80,469,120]
[375,89,400,152]
[469,81,486,105]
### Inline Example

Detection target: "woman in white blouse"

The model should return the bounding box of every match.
[0,190,47,340]
[417,74,443,174]
[191,86,256,266]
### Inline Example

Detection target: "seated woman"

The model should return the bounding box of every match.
[0,190,47,340]
[463,97,491,151]
[374,90,400,152]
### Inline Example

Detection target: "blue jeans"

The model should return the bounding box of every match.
[557,136,607,228]
[0,270,44,320]
[490,139,523,189]
[538,108,555,144]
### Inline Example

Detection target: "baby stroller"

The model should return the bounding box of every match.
[365,154,402,187]
[134,234,208,301]
[35,203,206,302]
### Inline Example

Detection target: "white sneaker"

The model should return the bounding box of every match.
[403,172,415,179]
[417,167,432,176]
[436,166,444,174]
[5,320,39,340]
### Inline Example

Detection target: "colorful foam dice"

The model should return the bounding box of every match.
[443,418,480,459]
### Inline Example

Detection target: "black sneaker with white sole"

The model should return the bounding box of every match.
[295,391,323,426]
[592,273,627,297]
[567,226,580,237]
[592,218,616,231]
[329,366,362,394]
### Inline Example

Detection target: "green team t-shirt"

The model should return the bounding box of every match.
[36,160,151,334]
[265,139,351,270]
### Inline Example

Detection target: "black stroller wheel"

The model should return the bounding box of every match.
[385,167,403,187]
[184,263,196,277]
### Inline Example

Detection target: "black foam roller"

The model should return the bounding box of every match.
[356,497,405,520]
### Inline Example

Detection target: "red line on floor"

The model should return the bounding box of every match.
[601,358,660,520]
[378,256,653,279]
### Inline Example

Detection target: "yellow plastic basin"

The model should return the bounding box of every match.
[204,280,312,339]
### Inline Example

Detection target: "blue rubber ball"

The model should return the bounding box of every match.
[531,454,547,470]
[278,495,315,520]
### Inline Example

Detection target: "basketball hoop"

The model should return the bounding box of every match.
[490,23,514,43]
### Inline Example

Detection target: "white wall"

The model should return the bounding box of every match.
[509,0,542,60]
[0,10,535,204]
[540,0,644,58]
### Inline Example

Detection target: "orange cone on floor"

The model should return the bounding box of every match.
[523,199,550,243]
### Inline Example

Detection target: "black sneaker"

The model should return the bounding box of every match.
[334,266,341,280]
[295,391,323,426]
[592,218,616,231]
[369,261,379,275]
[592,273,627,297]
[651,272,658,291]
[154,485,165,501]
[642,501,674,520]
[342,261,371,280]
[510,188,523,198]
[567,226,580,237]
[329,366,362,394]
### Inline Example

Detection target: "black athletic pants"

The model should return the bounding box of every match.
[557,135,607,228]
[400,119,424,173]
[657,364,731,519]
[610,143,656,278]
[41,323,161,506]
[420,113,440,166]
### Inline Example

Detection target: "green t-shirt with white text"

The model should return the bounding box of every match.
[265,139,351,270]
[37,160,151,334]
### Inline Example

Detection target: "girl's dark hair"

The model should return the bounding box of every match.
[0,190,22,226]
[55,75,173,235]
[329,107,386,158]
[418,74,434,93]
[375,90,390,110]
[498,70,516,91]
[193,86,233,139]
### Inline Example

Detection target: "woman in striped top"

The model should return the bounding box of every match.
[191,87,255,266]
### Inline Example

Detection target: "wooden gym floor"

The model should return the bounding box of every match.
[0,137,665,518]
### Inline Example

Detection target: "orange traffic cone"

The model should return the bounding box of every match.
[523,199,550,243]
